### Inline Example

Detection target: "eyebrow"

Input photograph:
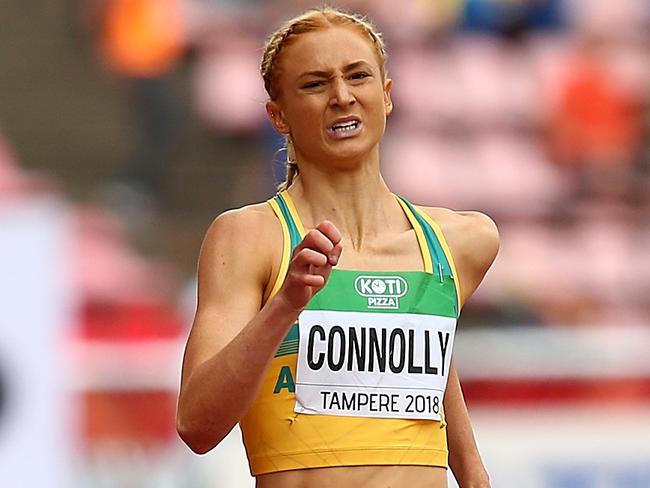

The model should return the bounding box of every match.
[297,61,374,80]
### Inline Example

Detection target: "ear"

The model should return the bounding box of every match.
[266,101,290,134]
[383,78,393,116]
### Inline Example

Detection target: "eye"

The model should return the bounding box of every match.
[349,71,371,81]
[302,80,326,89]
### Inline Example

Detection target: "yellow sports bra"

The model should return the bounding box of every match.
[239,191,461,475]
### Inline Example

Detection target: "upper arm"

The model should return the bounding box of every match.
[424,208,500,308]
[451,211,500,307]
[180,206,281,383]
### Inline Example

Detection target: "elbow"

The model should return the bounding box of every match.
[176,417,218,455]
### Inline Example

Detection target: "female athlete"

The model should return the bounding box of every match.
[177,7,498,488]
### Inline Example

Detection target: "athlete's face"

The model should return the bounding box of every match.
[266,26,393,168]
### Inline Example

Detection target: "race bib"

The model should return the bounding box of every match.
[295,310,455,420]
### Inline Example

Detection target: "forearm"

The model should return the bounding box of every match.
[445,361,490,488]
[177,297,299,453]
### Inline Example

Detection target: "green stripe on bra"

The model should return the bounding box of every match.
[397,197,452,277]
[274,194,302,251]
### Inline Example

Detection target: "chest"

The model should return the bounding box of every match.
[336,228,426,272]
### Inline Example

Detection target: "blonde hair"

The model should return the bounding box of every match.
[261,7,387,191]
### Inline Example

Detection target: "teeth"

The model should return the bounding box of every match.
[332,121,359,132]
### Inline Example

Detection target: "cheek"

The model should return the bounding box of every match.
[290,112,316,135]
[285,107,324,153]
[366,94,389,125]
[284,94,315,119]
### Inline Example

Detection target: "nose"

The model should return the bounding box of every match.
[330,77,355,108]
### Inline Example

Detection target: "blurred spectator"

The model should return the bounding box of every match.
[546,33,645,203]
[99,0,186,78]
[544,0,650,204]
[81,0,189,210]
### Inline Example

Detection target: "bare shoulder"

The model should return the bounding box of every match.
[198,202,282,292]
[421,207,499,256]
[419,206,500,304]
[202,202,279,251]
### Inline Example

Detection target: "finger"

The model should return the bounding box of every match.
[302,274,325,287]
[293,229,335,256]
[315,220,342,247]
[314,221,343,265]
[315,261,334,284]
[328,241,343,266]
[292,248,328,269]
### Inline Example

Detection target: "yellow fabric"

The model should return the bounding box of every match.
[240,356,448,474]
[280,190,306,237]
[239,196,451,476]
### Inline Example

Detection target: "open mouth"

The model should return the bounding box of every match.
[327,117,362,138]
[330,120,360,133]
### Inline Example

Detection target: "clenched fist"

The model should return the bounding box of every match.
[275,220,343,313]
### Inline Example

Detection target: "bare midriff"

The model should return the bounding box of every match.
[256,465,448,488]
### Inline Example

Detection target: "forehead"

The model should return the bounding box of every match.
[279,26,380,75]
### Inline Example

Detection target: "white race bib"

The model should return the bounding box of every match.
[295,310,455,420]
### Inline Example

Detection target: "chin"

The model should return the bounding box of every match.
[325,149,369,167]
[324,139,378,163]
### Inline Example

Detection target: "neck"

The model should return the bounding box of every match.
[286,151,403,250]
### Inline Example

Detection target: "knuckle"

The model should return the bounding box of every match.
[296,248,313,259]
[306,229,321,242]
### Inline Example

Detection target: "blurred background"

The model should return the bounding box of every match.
[1,0,649,486]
